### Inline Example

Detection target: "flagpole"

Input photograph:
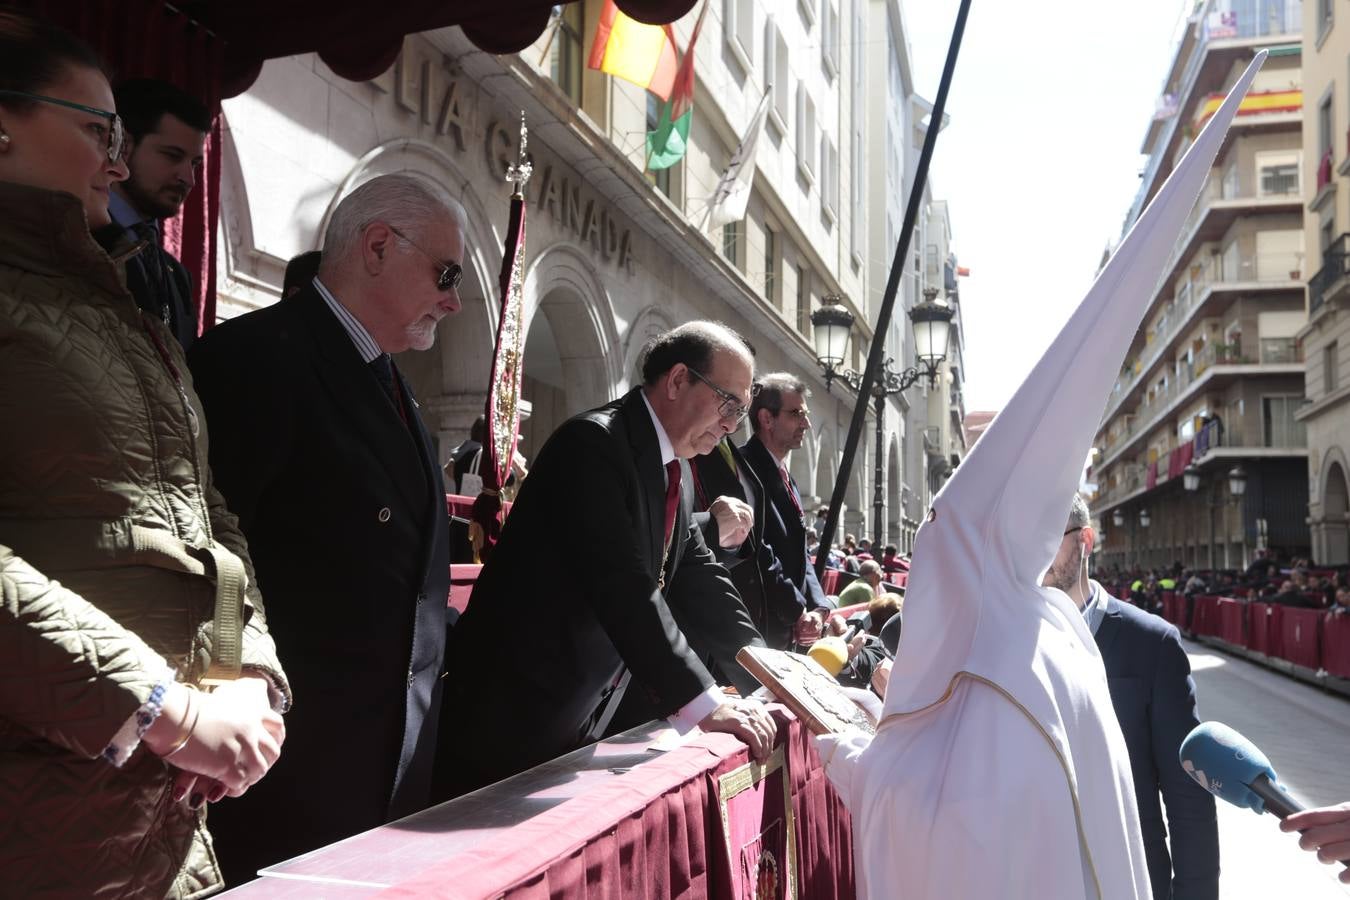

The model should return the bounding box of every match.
[814,0,972,580]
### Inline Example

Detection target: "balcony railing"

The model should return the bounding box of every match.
[1110,250,1303,402]
[1129,0,1304,225]
[1310,233,1350,315]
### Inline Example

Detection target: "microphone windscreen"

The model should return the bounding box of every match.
[1179,721,1277,814]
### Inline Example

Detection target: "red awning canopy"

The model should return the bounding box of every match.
[182,0,697,95]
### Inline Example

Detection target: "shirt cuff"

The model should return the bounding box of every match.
[101,666,177,767]
[667,685,724,735]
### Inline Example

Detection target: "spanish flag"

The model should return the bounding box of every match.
[587,0,677,101]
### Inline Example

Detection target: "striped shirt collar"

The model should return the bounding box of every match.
[313,276,382,364]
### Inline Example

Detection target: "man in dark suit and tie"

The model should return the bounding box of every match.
[740,374,830,636]
[188,174,460,883]
[432,322,774,801]
[1044,494,1220,900]
[94,79,208,351]
[691,434,831,650]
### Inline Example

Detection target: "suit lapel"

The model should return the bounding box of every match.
[296,291,429,516]
[730,440,768,545]
[745,436,793,537]
[395,364,442,576]
[621,390,667,576]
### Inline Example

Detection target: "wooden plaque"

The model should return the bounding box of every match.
[736,646,876,736]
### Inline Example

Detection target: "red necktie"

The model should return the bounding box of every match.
[664,460,681,548]
[781,465,802,516]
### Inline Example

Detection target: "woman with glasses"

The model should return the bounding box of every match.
[0,13,290,897]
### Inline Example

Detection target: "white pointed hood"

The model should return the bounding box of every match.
[884,52,1266,722]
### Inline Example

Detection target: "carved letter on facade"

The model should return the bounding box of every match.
[436,80,467,151]
[537,165,559,220]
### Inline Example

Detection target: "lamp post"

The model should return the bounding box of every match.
[1183,462,1248,568]
[810,288,953,547]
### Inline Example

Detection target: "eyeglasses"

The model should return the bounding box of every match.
[0,91,124,162]
[388,225,462,291]
[1063,526,1085,537]
[687,367,757,424]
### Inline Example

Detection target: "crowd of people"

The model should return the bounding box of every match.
[5,11,1350,898]
[1101,552,1350,616]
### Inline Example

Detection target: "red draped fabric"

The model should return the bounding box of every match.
[820,569,841,596]
[1322,613,1350,679]
[1248,602,1281,656]
[378,713,853,899]
[21,0,224,332]
[1279,607,1323,670]
[1146,460,1158,490]
[1159,591,1181,626]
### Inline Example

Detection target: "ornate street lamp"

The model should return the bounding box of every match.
[1139,508,1151,528]
[1112,509,1125,527]
[1182,462,1201,492]
[1228,464,1247,497]
[810,288,955,547]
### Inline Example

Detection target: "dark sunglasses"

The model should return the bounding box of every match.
[388,225,462,291]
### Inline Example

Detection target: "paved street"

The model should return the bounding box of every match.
[1184,640,1350,897]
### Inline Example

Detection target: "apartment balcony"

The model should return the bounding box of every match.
[1131,0,1303,222]
[1103,254,1303,424]
[1309,233,1350,317]
[1097,337,1304,473]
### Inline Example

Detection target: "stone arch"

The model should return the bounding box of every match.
[516,243,623,461]
[886,432,903,548]
[1320,448,1350,565]
[622,305,677,392]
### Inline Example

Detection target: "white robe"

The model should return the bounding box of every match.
[815,52,1268,900]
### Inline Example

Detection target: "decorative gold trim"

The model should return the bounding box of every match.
[880,673,1103,899]
[715,745,796,899]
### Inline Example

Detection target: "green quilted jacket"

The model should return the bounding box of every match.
[0,181,291,898]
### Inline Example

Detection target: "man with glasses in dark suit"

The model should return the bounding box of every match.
[188,173,462,883]
[433,321,773,801]
[740,373,831,641]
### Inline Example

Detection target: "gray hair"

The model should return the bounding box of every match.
[321,173,467,265]
[1066,493,1091,531]
[749,372,810,432]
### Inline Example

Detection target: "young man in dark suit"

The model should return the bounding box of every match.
[433,322,775,801]
[94,78,208,350]
[188,174,460,883]
[740,373,831,638]
[1044,494,1220,900]
[691,434,830,650]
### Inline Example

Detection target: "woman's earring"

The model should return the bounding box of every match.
[0,133,10,146]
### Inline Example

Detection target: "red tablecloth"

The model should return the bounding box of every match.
[1279,607,1323,670]
[448,563,480,614]
[1215,598,1246,646]
[1247,603,1281,657]
[1323,612,1350,679]
[1161,592,1183,628]
[820,569,841,596]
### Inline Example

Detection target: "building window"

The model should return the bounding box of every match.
[821,0,840,77]
[1257,152,1300,196]
[1327,341,1340,394]
[723,221,742,270]
[764,19,789,135]
[797,264,810,332]
[644,94,672,198]
[764,226,778,304]
[821,135,838,222]
[1322,215,1337,264]
[1262,395,1307,448]
[724,0,754,74]
[1319,0,1334,39]
[1319,94,1335,178]
[548,3,584,104]
[796,83,816,181]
